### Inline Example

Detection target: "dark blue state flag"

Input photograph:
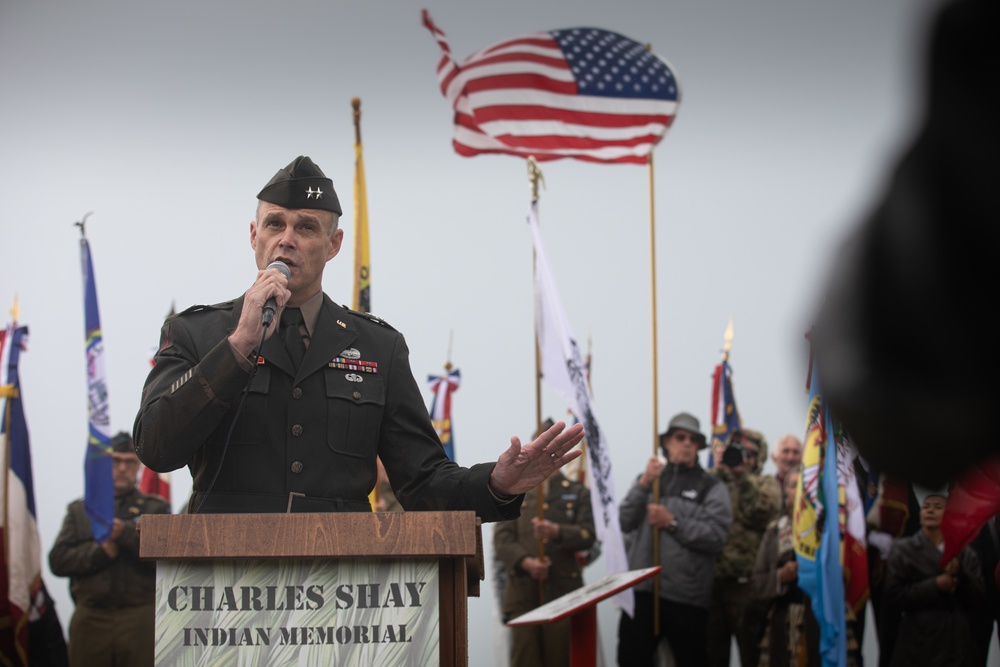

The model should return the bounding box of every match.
[79,237,114,542]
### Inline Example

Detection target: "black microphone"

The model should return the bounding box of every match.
[260,260,290,327]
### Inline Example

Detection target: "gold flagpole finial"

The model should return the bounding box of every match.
[527,156,545,203]
[73,211,93,238]
[444,329,454,372]
[352,97,362,145]
[9,296,20,323]
[722,317,734,362]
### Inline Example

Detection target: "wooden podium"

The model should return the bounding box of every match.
[139,511,483,667]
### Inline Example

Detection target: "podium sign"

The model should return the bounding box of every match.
[141,512,482,667]
[155,557,440,666]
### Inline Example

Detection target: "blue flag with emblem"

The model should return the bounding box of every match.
[79,235,114,543]
[794,360,849,667]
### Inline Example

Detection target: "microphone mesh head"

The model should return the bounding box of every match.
[267,260,291,279]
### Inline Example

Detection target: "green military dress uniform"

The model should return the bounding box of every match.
[135,156,521,520]
[48,488,170,667]
[494,473,595,667]
[134,293,518,520]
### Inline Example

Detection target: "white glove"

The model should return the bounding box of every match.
[868,530,894,560]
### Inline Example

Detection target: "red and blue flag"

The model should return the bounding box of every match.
[2,321,68,666]
[710,358,742,464]
[427,368,460,461]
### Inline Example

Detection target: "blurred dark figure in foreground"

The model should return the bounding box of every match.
[811,0,999,488]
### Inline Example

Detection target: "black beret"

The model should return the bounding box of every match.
[257,155,342,216]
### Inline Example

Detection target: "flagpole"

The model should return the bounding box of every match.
[528,156,548,605]
[646,150,665,635]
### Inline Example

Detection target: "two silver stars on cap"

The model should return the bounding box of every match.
[306,187,323,200]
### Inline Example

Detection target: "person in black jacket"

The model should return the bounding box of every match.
[883,488,986,667]
[49,432,171,667]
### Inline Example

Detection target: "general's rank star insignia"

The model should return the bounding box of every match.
[306,187,323,200]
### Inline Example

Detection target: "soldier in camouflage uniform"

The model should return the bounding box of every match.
[707,429,781,667]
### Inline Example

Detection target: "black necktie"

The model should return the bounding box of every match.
[281,308,305,368]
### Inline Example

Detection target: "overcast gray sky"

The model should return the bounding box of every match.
[2,0,944,663]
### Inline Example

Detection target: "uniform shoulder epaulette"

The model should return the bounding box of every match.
[344,307,397,331]
[174,300,236,318]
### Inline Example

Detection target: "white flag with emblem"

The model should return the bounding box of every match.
[528,203,633,617]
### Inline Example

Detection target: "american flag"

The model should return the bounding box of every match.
[423,10,680,164]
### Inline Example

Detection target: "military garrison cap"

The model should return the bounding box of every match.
[257,155,342,216]
[111,431,135,453]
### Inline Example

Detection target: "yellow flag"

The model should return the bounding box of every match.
[352,101,371,315]
[353,99,376,511]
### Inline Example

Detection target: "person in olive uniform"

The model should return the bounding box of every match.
[494,463,596,667]
[133,156,583,518]
[48,432,171,667]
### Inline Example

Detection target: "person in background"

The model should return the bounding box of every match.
[852,453,921,667]
[769,434,802,510]
[707,429,781,667]
[617,412,732,667]
[494,436,595,667]
[883,487,986,667]
[48,432,171,667]
[752,466,818,666]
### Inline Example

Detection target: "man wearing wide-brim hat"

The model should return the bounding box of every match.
[617,411,732,666]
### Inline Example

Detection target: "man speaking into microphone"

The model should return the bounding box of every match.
[133,156,582,519]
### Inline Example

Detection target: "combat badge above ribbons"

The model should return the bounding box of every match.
[329,349,378,374]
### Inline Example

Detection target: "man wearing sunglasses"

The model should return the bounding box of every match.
[617,412,733,666]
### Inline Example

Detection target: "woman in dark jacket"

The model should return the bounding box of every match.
[884,489,986,667]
